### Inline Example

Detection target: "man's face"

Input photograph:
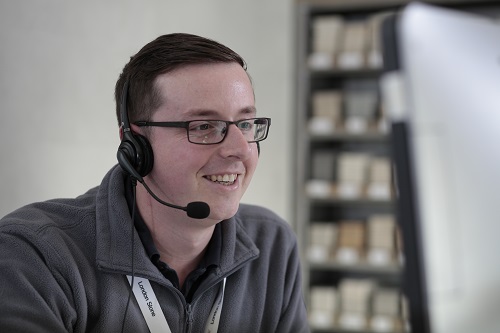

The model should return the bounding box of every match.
[140,62,259,221]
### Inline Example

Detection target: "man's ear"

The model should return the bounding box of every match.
[119,124,143,141]
[130,123,144,137]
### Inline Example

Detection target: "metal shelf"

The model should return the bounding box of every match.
[309,260,401,275]
[309,132,390,143]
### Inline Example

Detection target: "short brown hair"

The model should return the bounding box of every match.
[115,33,247,126]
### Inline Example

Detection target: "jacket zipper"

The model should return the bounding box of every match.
[185,302,194,333]
[183,276,227,333]
[160,255,256,332]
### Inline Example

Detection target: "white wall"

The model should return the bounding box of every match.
[0,0,295,222]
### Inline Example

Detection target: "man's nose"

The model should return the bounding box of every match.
[218,124,252,158]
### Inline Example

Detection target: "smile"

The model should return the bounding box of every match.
[205,174,238,186]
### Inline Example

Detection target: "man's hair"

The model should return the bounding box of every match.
[115,33,247,126]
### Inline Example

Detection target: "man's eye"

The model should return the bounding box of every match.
[238,121,253,130]
[190,122,214,131]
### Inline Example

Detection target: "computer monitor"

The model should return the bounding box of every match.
[380,2,500,333]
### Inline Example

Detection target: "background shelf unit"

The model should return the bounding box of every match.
[293,1,500,332]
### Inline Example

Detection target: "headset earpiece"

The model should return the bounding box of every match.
[118,131,154,178]
[117,79,154,178]
[134,134,154,176]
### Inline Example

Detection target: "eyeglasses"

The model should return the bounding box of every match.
[134,117,271,145]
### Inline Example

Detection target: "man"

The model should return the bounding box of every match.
[0,33,310,332]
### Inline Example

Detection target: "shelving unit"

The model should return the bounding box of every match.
[293,1,500,332]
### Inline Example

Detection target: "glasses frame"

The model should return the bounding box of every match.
[134,117,271,145]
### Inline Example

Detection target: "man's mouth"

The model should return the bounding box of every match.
[204,174,238,186]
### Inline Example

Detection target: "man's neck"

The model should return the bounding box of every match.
[136,187,216,287]
[154,222,214,287]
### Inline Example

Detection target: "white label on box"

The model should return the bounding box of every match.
[337,182,361,199]
[367,248,391,266]
[306,180,332,198]
[308,245,330,262]
[336,247,359,264]
[371,315,394,332]
[345,116,368,134]
[309,117,336,134]
[309,311,334,329]
[308,52,334,70]
[367,182,391,200]
[339,312,366,330]
[337,51,364,69]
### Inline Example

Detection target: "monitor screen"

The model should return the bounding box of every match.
[380,2,500,333]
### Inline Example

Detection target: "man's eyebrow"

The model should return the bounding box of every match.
[239,106,258,116]
[184,106,257,118]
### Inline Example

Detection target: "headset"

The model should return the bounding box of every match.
[117,79,154,180]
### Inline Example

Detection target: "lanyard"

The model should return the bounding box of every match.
[127,275,227,333]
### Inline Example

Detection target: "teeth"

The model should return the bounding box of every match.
[207,174,237,185]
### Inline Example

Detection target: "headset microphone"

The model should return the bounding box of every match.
[117,79,211,219]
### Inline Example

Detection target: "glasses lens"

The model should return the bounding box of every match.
[236,118,269,142]
[188,120,226,144]
[187,118,269,144]
[253,118,269,141]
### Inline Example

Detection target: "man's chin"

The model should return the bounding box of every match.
[207,203,240,221]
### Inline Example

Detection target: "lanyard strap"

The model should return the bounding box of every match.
[127,275,227,333]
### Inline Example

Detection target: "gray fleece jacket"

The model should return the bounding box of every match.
[0,165,309,333]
